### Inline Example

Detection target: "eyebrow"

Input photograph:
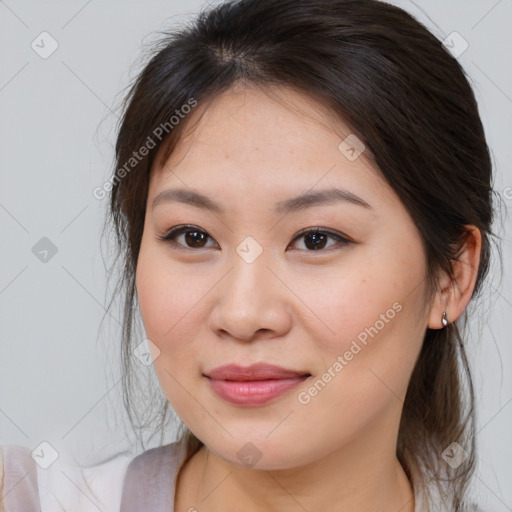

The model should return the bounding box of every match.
[151,187,373,214]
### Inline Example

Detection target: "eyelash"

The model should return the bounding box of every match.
[157,225,352,252]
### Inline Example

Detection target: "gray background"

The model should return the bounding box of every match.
[0,0,511,510]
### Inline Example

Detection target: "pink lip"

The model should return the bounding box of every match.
[204,363,311,406]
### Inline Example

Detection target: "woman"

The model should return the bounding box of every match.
[1,0,499,510]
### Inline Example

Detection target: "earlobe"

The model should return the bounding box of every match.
[427,280,451,330]
[427,225,482,330]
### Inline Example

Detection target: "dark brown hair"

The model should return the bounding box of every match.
[102,0,503,509]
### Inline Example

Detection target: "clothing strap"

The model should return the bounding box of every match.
[120,441,187,512]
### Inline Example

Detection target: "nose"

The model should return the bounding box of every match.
[208,251,292,342]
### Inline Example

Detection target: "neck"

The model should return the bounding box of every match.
[176,423,415,512]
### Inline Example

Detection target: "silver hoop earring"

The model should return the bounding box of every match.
[441,311,448,327]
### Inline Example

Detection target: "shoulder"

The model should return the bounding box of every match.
[1,444,40,511]
[120,438,189,509]
[123,437,187,476]
[1,442,135,512]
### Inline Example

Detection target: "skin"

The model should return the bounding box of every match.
[135,83,482,512]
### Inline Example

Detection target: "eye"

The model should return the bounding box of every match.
[288,228,352,251]
[157,225,219,250]
[157,225,352,252]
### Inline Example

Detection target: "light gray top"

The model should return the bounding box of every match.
[1,440,483,511]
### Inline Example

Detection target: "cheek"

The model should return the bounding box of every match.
[291,267,424,448]
[290,265,394,349]
[136,246,198,349]
[292,254,426,373]
[135,249,204,410]
[135,243,221,381]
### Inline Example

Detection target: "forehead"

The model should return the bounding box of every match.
[149,83,388,206]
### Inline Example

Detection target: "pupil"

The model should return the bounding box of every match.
[306,233,326,250]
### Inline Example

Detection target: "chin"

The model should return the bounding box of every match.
[203,435,318,471]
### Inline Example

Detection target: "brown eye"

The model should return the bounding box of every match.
[289,228,351,251]
[183,230,208,247]
[158,226,219,249]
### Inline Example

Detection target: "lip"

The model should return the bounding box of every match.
[204,363,311,406]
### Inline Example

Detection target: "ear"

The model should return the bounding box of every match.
[427,225,482,329]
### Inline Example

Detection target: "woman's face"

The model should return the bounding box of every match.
[136,84,432,470]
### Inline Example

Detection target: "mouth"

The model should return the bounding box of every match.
[203,363,312,406]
